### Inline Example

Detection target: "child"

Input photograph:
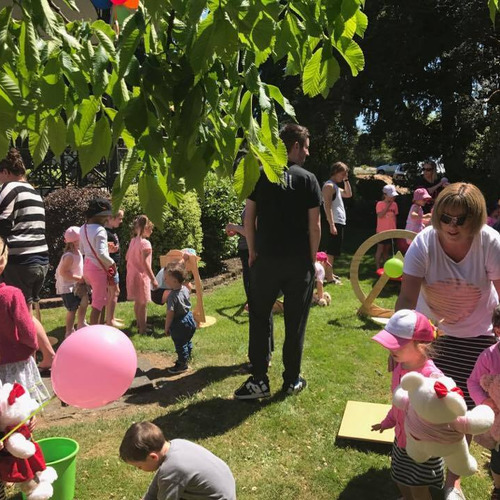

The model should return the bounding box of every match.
[375,184,399,269]
[405,188,432,244]
[312,252,332,306]
[55,226,89,337]
[126,215,158,335]
[0,237,50,405]
[105,209,124,327]
[487,200,500,227]
[119,421,236,499]
[371,309,444,500]
[164,264,196,374]
[467,305,500,500]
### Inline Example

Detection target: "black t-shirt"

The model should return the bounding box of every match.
[248,164,322,257]
[106,227,120,264]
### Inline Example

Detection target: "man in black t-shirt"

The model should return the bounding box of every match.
[234,124,322,400]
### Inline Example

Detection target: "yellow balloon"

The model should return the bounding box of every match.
[384,258,403,278]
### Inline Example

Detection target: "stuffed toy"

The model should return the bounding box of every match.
[312,291,331,307]
[393,372,494,476]
[0,383,57,500]
[474,374,500,451]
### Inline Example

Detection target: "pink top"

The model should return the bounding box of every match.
[126,236,153,303]
[467,343,500,405]
[380,359,442,448]
[376,201,399,233]
[0,283,38,364]
[405,203,425,234]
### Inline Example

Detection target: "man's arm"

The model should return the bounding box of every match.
[340,177,352,198]
[244,199,257,267]
[322,183,336,235]
[308,206,321,262]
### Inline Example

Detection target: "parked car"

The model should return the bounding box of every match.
[393,160,446,186]
[376,163,399,176]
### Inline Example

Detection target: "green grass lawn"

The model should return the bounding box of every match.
[9,247,494,500]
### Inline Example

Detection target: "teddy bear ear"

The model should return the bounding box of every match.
[401,372,424,391]
[481,374,494,390]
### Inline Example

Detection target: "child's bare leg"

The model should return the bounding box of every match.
[316,280,324,299]
[135,302,147,334]
[77,294,89,330]
[408,485,432,500]
[89,306,101,325]
[105,283,120,325]
[326,254,334,281]
[30,313,55,369]
[65,310,77,337]
[375,243,384,269]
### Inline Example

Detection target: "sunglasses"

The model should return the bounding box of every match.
[423,167,434,172]
[440,213,467,226]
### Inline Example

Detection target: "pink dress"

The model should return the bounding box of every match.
[126,237,152,303]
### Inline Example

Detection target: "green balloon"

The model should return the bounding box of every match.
[384,258,404,278]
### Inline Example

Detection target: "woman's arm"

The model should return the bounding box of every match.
[395,273,423,311]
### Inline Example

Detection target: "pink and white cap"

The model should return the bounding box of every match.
[372,309,435,350]
[413,188,432,202]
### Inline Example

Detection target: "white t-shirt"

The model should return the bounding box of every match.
[404,225,500,338]
[324,180,346,225]
[314,261,325,282]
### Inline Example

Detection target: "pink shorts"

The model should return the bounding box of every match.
[83,259,107,311]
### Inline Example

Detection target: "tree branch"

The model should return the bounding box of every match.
[47,0,71,24]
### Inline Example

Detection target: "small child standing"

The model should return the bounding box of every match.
[119,421,236,500]
[405,188,432,243]
[164,264,196,374]
[126,215,158,335]
[375,184,399,269]
[467,305,500,500]
[55,226,89,337]
[0,236,49,404]
[371,309,444,500]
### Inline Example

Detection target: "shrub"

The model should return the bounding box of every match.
[199,172,243,275]
[118,184,203,282]
[43,186,110,296]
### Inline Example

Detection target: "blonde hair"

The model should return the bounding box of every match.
[131,215,153,237]
[0,236,8,270]
[64,242,78,253]
[431,183,486,236]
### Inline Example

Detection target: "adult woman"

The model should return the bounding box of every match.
[320,161,352,283]
[396,183,500,500]
[414,160,449,213]
[80,198,116,325]
[0,148,55,371]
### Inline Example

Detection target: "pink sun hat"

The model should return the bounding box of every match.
[64,226,80,243]
[413,188,432,202]
[316,251,331,266]
[372,309,435,350]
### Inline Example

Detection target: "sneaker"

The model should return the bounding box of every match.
[491,488,500,500]
[234,376,270,400]
[168,362,188,374]
[282,376,307,395]
[445,487,466,500]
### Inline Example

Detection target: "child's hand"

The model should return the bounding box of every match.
[0,440,4,451]
[371,423,384,432]
[165,330,171,337]
[152,278,159,290]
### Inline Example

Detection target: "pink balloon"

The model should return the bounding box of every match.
[51,325,137,409]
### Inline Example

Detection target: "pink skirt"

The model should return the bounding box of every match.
[83,259,107,311]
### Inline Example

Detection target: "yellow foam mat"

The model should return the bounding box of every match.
[337,401,395,444]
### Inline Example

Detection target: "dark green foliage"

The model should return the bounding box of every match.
[199,172,243,275]
[117,184,203,280]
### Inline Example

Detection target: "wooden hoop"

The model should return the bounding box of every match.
[349,229,416,318]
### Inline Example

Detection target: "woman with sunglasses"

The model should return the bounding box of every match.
[415,160,449,214]
[396,183,500,500]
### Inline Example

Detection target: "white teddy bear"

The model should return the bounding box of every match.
[393,372,494,476]
[0,382,57,500]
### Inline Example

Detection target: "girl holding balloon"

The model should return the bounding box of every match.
[375,185,399,269]
[126,215,158,335]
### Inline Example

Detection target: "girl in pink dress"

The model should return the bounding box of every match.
[126,216,158,335]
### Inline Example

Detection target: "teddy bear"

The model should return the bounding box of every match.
[0,382,57,500]
[312,291,331,307]
[473,374,500,450]
[393,372,494,476]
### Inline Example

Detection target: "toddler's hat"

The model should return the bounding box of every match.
[64,226,80,243]
[413,188,432,202]
[316,251,331,265]
[382,185,398,197]
[372,309,435,350]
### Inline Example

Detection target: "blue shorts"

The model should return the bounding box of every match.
[61,292,82,312]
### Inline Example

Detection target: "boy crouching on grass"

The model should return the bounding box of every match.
[120,422,236,500]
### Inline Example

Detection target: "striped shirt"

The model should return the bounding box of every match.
[0,181,48,265]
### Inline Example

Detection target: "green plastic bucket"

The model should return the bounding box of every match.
[22,437,79,500]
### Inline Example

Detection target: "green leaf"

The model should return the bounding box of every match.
[212,12,239,64]
[40,57,66,111]
[78,117,112,176]
[112,148,142,211]
[302,47,340,98]
[117,12,144,79]
[73,98,99,146]
[251,12,275,51]
[189,14,216,75]
[20,18,40,75]
[234,152,260,201]
[138,170,168,227]
[93,22,117,62]
[334,37,364,76]
[92,45,110,97]
[124,96,148,138]
[29,119,50,167]
[61,52,90,100]
[0,7,12,63]
[32,0,58,34]
[0,73,23,107]
[0,130,10,160]
[47,115,67,156]
[489,0,499,24]
[355,10,368,37]
[267,84,296,118]
[0,91,16,131]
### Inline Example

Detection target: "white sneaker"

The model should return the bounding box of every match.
[445,487,466,500]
